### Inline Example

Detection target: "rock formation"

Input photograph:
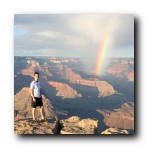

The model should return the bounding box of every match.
[14,87,56,121]
[59,116,98,134]
[21,60,53,77]
[14,116,131,134]
[64,67,82,80]
[96,102,134,129]
[106,63,134,82]
[62,67,116,97]
[101,127,129,134]
[127,71,134,82]
[18,59,116,98]
[70,79,116,97]
[14,118,58,134]
[48,81,82,99]
[21,69,35,77]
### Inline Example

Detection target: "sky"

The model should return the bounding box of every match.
[14,14,134,58]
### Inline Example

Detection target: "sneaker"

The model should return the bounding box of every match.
[32,118,37,123]
[41,118,46,122]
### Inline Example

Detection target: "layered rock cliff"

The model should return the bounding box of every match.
[63,67,116,97]
[106,63,134,82]
[96,102,134,130]
[127,71,134,82]
[48,81,82,99]
[64,67,82,80]
[21,60,53,77]
[14,87,56,121]
[19,60,116,98]
[70,79,116,97]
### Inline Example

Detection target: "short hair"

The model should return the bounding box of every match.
[34,72,39,76]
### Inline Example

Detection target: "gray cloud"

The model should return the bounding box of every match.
[14,14,134,58]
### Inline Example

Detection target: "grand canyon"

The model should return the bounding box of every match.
[14,56,134,134]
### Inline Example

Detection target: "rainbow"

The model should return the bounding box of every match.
[94,17,115,75]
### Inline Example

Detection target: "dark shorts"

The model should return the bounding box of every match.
[31,97,43,108]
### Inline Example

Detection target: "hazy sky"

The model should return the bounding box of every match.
[14,14,134,58]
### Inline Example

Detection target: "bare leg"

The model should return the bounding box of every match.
[40,106,44,119]
[32,108,36,120]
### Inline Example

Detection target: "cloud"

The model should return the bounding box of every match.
[37,30,65,38]
[14,14,134,59]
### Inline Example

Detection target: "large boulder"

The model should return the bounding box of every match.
[101,127,129,134]
[97,102,134,130]
[59,116,98,134]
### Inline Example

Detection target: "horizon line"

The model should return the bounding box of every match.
[14,55,134,58]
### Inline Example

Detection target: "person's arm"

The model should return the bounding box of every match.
[30,82,36,102]
[31,89,36,102]
[40,82,42,99]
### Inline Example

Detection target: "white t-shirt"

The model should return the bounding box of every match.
[30,80,41,98]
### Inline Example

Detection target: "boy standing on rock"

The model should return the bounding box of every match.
[30,72,45,121]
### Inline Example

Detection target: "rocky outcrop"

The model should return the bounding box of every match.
[95,80,116,97]
[62,67,116,97]
[14,116,131,134]
[14,116,98,135]
[14,118,58,134]
[106,64,130,74]
[48,81,82,99]
[20,60,41,77]
[101,127,129,134]
[106,63,134,82]
[64,68,82,80]
[96,102,134,130]
[59,116,98,134]
[127,71,134,82]
[14,87,56,121]
[21,60,53,77]
[70,79,116,97]
[21,69,34,77]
